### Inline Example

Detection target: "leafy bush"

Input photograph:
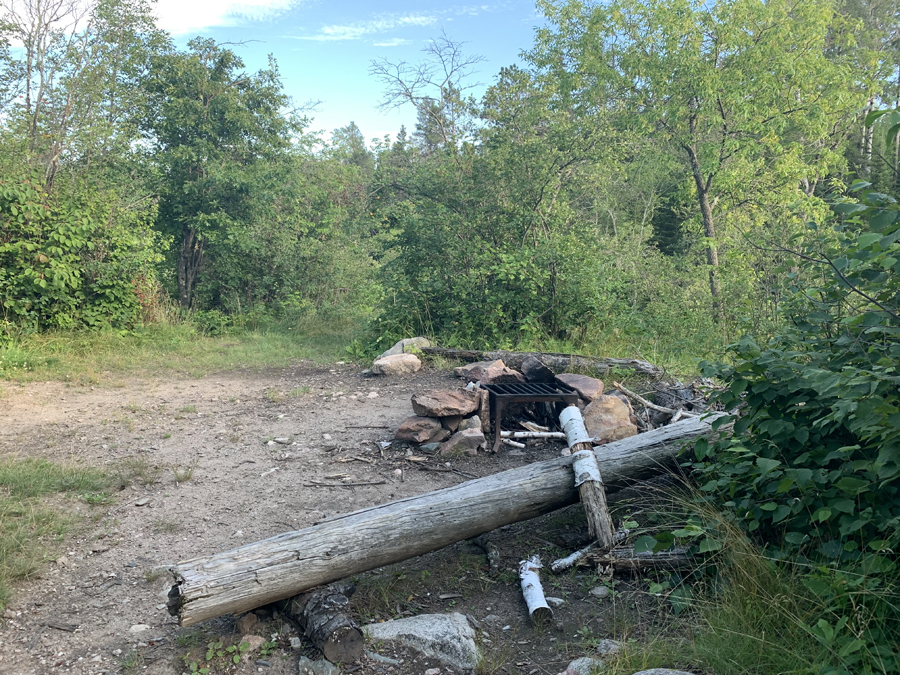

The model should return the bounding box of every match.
[691,179,899,673]
[0,174,162,336]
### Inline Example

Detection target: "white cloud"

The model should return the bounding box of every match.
[287,13,437,41]
[154,0,301,34]
[372,38,411,47]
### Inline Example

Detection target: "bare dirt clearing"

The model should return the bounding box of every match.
[0,362,677,675]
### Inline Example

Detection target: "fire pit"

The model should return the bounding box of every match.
[482,382,580,452]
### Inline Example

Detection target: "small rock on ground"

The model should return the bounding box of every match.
[566,656,604,675]
[297,655,342,675]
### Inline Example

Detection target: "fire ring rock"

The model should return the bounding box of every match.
[412,389,479,417]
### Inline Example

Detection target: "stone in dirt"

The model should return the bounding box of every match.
[235,612,258,634]
[441,415,463,432]
[371,353,422,376]
[377,337,432,360]
[458,415,481,432]
[396,416,443,443]
[556,373,604,401]
[297,655,342,675]
[362,612,480,670]
[439,428,486,457]
[565,657,604,675]
[521,356,555,383]
[426,427,452,444]
[595,639,622,656]
[240,635,266,653]
[412,389,479,417]
[464,360,525,385]
[583,395,638,442]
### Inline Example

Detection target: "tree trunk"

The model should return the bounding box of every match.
[419,347,663,378]
[177,227,203,309]
[685,138,723,324]
[168,414,728,626]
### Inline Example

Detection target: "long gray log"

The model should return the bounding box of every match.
[419,347,663,378]
[169,414,726,625]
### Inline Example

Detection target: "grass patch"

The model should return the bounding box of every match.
[0,315,363,383]
[0,457,110,609]
[599,491,899,675]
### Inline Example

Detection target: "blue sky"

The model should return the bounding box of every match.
[154,0,545,143]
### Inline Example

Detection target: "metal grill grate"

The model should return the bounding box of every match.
[483,381,580,452]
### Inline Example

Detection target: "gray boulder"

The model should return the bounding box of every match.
[440,428,486,457]
[521,356,555,383]
[362,612,479,670]
[377,337,432,360]
[297,656,341,675]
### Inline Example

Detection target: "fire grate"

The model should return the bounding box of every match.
[482,381,580,453]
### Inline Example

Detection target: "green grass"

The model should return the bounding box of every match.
[599,491,899,675]
[0,316,362,383]
[0,457,110,608]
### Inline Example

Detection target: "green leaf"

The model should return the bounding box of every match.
[756,457,781,475]
[633,535,657,554]
[698,537,721,553]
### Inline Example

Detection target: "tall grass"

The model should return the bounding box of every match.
[604,490,899,675]
[0,458,110,608]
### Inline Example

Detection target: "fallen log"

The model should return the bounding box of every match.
[419,347,664,378]
[584,546,693,573]
[168,414,727,626]
[285,583,364,663]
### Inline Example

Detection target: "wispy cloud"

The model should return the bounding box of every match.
[155,0,302,35]
[373,38,412,47]
[287,14,437,42]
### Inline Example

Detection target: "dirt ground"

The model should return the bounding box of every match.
[0,361,677,675]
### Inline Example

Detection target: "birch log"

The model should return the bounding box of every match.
[169,414,727,626]
[519,556,552,624]
[561,406,615,551]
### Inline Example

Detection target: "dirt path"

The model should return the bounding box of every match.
[0,361,670,675]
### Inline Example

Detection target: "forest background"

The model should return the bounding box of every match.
[2,0,900,673]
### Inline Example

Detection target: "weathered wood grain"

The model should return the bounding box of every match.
[169,414,726,625]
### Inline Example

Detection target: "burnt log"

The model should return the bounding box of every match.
[286,583,364,664]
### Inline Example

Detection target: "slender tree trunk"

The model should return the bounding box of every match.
[177,227,203,309]
[685,141,723,323]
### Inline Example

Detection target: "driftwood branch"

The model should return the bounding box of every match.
[168,414,728,625]
[613,381,699,417]
[420,347,663,378]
